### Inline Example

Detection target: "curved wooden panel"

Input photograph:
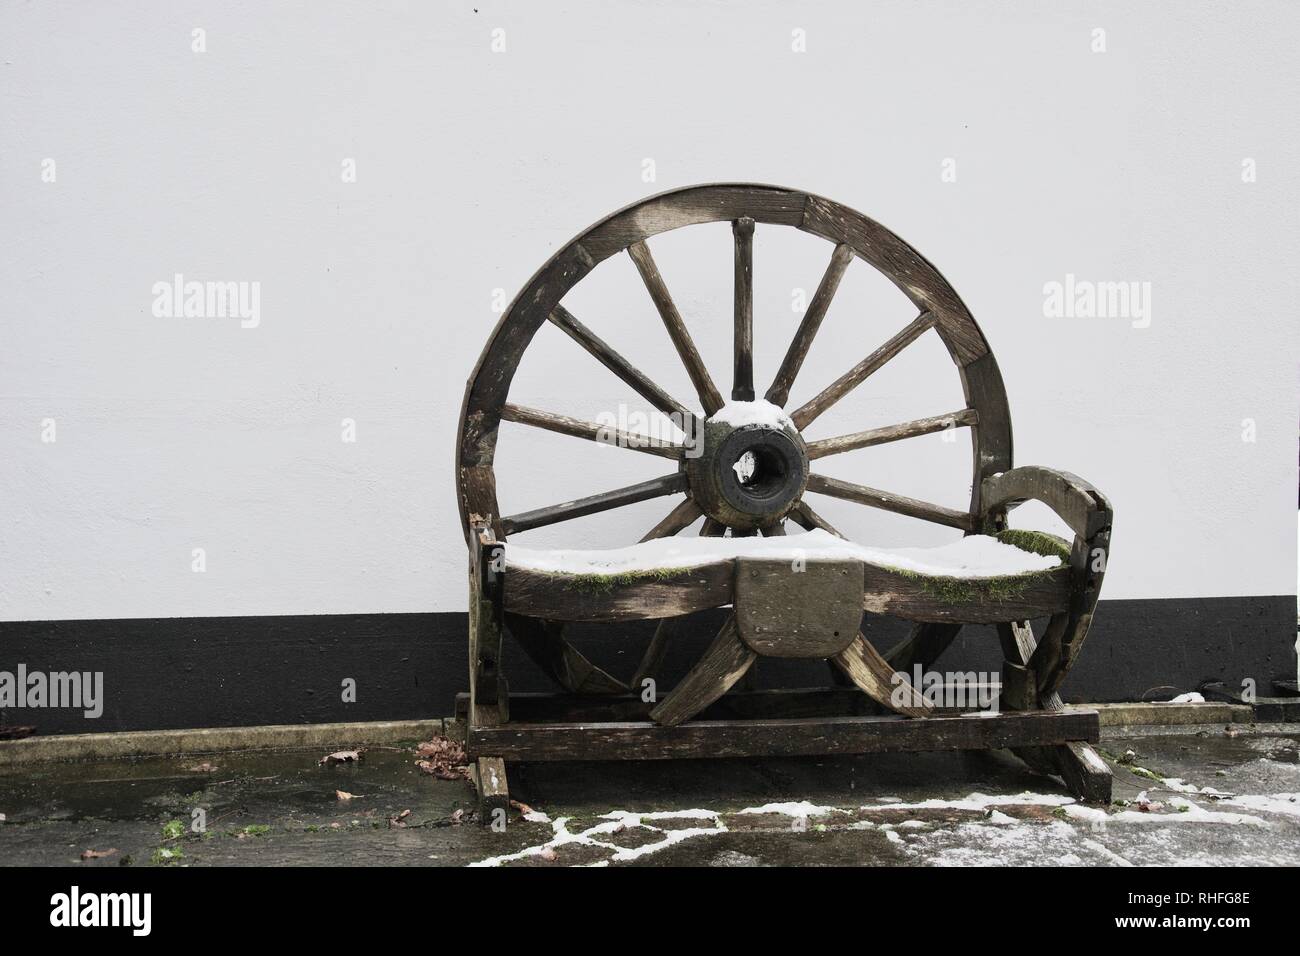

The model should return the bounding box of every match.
[504,561,734,622]
[861,564,1071,624]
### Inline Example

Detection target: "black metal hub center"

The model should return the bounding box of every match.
[717,427,805,516]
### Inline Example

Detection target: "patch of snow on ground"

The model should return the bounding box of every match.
[507,528,1060,579]
[738,801,840,818]
[859,791,1075,813]
[1162,692,1205,703]
[1221,793,1300,818]
[1062,799,1269,827]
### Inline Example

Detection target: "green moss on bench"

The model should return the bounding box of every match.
[995,528,1072,562]
[539,566,694,594]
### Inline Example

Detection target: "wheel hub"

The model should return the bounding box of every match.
[685,408,809,532]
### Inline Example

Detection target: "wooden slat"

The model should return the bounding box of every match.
[548,304,696,423]
[766,242,854,407]
[862,563,1070,624]
[501,403,683,459]
[805,472,974,531]
[501,472,687,535]
[639,497,703,541]
[790,311,935,430]
[467,709,1101,761]
[806,408,978,460]
[627,240,724,414]
[458,686,876,723]
[505,561,734,622]
[732,217,755,401]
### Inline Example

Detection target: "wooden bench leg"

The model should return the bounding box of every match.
[1053,741,1113,803]
[472,756,510,827]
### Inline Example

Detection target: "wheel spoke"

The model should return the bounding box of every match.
[732,217,755,401]
[788,499,843,537]
[650,617,756,726]
[805,408,978,459]
[501,472,687,536]
[548,304,697,425]
[627,241,724,415]
[790,311,935,430]
[765,242,854,407]
[700,517,727,537]
[640,497,703,541]
[832,634,933,717]
[501,403,685,460]
[805,472,974,531]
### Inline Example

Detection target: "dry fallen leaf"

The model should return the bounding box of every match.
[389,808,412,828]
[319,750,363,766]
[450,808,465,825]
[414,736,470,780]
[336,790,355,801]
[187,761,218,773]
[80,848,118,860]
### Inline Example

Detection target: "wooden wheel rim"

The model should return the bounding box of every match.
[456,182,1013,544]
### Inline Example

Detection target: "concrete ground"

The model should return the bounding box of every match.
[1,727,1297,866]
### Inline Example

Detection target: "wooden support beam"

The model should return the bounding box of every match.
[466,709,1101,761]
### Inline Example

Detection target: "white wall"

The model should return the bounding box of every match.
[2,1,1296,621]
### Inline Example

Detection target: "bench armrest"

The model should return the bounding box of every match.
[980,466,1112,542]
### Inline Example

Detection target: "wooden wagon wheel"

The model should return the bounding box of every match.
[456,184,1013,708]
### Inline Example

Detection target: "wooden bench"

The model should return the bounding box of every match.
[456,184,1114,822]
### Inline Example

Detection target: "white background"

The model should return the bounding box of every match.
[2,1,1296,621]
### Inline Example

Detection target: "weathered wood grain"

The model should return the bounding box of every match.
[467,709,1102,761]
[501,472,687,536]
[501,403,684,459]
[548,304,696,424]
[832,634,932,717]
[735,558,863,658]
[790,311,935,430]
[732,217,755,401]
[806,408,978,459]
[862,563,1070,623]
[788,498,843,536]
[504,561,734,622]
[472,756,509,825]
[650,618,756,726]
[627,240,724,414]
[639,496,703,541]
[766,242,854,407]
[805,472,975,531]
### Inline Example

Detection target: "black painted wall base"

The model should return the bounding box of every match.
[1,596,1294,736]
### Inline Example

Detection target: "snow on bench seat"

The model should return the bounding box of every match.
[505,528,1060,580]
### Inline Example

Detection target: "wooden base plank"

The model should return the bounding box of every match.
[467,709,1099,761]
